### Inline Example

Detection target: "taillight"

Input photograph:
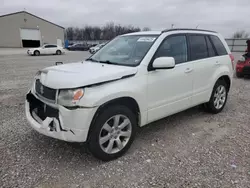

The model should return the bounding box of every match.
[229,54,235,70]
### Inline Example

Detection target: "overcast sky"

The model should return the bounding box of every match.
[1,0,249,37]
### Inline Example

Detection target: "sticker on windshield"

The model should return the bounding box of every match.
[137,37,156,42]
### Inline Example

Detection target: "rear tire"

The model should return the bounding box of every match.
[87,105,137,161]
[203,79,228,114]
[34,50,40,56]
[56,50,62,55]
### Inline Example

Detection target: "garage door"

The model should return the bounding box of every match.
[20,29,41,40]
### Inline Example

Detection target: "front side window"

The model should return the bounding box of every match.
[189,35,208,61]
[154,35,188,64]
[88,35,159,66]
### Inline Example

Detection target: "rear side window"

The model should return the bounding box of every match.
[155,35,187,64]
[206,36,216,57]
[45,45,57,48]
[189,35,208,61]
[209,35,227,55]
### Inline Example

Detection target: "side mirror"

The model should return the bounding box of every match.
[152,57,175,70]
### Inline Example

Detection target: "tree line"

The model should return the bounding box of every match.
[232,30,249,39]
[66,23,249,40]
[65,22,151,41]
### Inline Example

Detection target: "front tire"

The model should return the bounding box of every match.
[88,105,137,161]
[204,79,228,114]
[34,50,40,56]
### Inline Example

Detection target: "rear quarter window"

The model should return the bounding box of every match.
[209,35,227,56]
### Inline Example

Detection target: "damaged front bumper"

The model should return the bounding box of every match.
[25,92,97,142]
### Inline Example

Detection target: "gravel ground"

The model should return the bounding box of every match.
[0,51,249,188]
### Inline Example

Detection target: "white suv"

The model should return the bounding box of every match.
[25,29,234,161]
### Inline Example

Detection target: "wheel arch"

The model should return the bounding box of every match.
[87,96,141,141]
[218,75,231,91]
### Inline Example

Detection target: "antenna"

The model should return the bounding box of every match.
[171,24,174,29]
[196,24,199,29]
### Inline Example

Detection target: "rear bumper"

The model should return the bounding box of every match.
[25,92,97,142]
[27,51,33,55]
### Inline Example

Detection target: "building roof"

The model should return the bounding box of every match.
[0,11,64,29]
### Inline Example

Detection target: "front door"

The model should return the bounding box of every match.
[147,35,194,123]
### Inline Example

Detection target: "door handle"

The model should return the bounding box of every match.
[184,68,193,73]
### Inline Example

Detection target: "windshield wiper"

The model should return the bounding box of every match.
[85,58,99,62]
[99,60,119,65]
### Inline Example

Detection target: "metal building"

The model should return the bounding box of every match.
[0,11,64,48]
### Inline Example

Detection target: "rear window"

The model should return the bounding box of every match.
[209,35,227,55]
[189,35,208,61]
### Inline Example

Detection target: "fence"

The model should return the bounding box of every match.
[225,38,248,52]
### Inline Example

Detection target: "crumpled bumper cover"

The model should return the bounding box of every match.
[25,92,95,142]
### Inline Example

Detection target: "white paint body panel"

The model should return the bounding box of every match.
[25,30,233,142]
[40,62,138,89]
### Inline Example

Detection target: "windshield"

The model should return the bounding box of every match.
[88,35,158,66]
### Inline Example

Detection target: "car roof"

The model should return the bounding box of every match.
[122,31,162,36]
[122,28,217,36]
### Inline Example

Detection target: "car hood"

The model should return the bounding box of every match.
[39,61,138,89]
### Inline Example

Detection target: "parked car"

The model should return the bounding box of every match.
[25,29,233,161]
[67,43,89,51]
[27,44,65,56]
[235,55,250,77]
[89,43,106,54]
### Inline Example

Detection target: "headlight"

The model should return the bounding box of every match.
[57,88,84,107]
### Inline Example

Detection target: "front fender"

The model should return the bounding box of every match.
[79,75,148,112]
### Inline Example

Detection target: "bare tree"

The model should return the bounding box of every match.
[233,30,249,38]
[65,27,74,40]
[142,27,151,31]
[65,23,143,41]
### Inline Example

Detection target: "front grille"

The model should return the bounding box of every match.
[243,66,250,75]
[27,93,59,121]
[35,80,56,101]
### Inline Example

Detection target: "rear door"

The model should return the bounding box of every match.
[50,45,58,54]
[188,34,218,105]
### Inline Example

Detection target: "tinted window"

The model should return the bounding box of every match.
[206,36,216,57]
[189,35,208,61]
[155,35,187,64]
[45,45,57,48]
[209,35,227,55]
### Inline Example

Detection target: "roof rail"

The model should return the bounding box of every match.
[161,28,217,34]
